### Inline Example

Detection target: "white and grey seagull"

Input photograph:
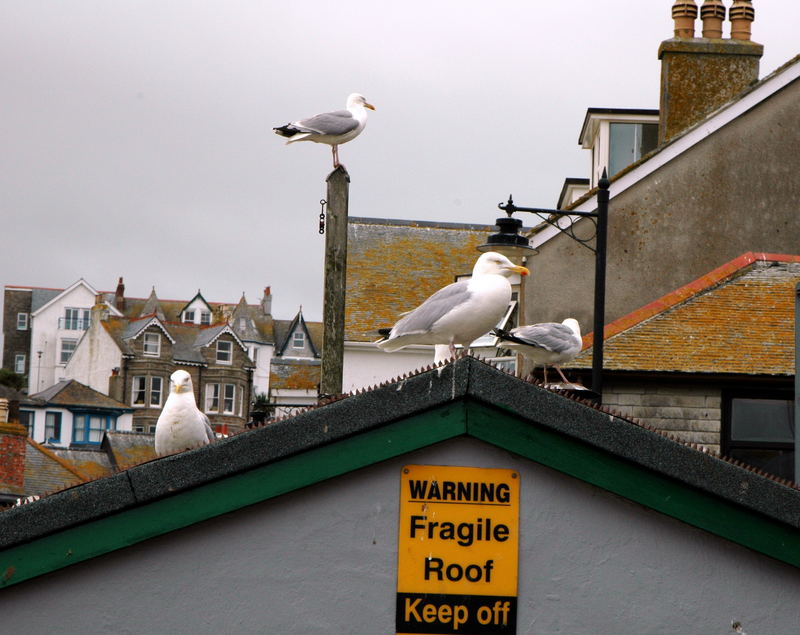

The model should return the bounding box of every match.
[494,318,583,384]
[273,93,375,168]
[154,369,216,456]
[377,252,529,358]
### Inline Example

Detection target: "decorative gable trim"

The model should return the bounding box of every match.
[30,279,99,317]
[125,317,176,345]
[278,311,319,358]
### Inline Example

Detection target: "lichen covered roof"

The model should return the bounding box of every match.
[345,218,497,341]
[24,440,88,495]
[103,431,157,470]
[269,358,321,391]
[573,253,800,375]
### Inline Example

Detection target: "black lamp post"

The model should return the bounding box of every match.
[479,171,610,401]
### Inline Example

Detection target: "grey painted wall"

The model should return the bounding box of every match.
[526,78,800,331]
[4,437,800,634]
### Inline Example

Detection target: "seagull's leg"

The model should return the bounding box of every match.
[542,366,548,385]
[554,365,571,384]
[332,145,340,167]
[449,339,457,358]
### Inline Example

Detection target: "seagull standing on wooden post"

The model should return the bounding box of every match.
[273,93,375,168]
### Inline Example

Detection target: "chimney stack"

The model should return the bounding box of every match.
[0,398,27,496]
[115,277,125,312]
[659,0,762,144]
[261,286,272,316]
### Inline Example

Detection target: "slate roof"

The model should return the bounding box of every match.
[3,356,800,588]
[274,310,320,358]
[28,380,132,412]
[573,253,800,375]
[345,217,505,342]
[22,440,88,496]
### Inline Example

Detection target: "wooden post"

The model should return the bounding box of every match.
[320,166,350,398]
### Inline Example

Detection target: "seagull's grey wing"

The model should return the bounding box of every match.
[510,323,578,353]
[391,281,472,336]
[294,110,359,136]
[200,410,215,442]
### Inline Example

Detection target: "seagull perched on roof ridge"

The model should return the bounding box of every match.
[155,369,216,456]
[273,93,375,168]
[377,252,529,358]
[494,318,582,384]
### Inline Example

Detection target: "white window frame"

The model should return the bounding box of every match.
[205,383,220,412]
[223,384,235,414]
[14,354,26,374]
[216,340,233,364]
[200,311,211,325]
[143,332,161,357]
[132,376,147,407]
[150,376,164,407]
[183,310,195,323]
[292,331,305,349]
[59,338,78,365]
[45,411,62,442]
[16,313,28,330]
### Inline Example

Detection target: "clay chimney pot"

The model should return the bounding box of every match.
[672,0,698,38]
[729,0,755,41]
[700,0,726,38]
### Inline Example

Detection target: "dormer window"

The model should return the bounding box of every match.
[292,331,305,349]
[200,311,211,325]
[143,332,161,356]
[184,310,195,323]
[608,122,658,177]
[216,340,232,364]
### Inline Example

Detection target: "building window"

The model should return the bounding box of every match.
[132,376,147,406]
[223,384,235,414]
[200,311,211,325]
[292,331,305,349]
[14,354,26,374]
[216,340,232,364]
[45,411,62,442]
[609,122,658,177]
[249,346,258,364]
[17,313,28,330]
[183,310,195,323]
[205,383,220,412]
[19,410,33,436]
[150,376,163,407]
[723,390,795,481]
[143,332,161,357]
[60,338,78,364]
[73,413,116,445]
[62,307,90,331]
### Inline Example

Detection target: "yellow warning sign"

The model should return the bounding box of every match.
[396,464,520,634]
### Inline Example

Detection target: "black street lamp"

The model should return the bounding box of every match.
[479,170,610,401]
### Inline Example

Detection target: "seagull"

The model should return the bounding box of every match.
[377,252,529,357]
[273,93,375,168]
[154,369,216,456]
[494,318,582,384]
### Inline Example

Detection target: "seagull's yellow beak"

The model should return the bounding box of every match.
[365,102,376,111]
[512,265,530,276]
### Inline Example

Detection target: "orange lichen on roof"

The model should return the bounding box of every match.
[269,363,321,391]
[574,253,800,375]
[345,220,493,341]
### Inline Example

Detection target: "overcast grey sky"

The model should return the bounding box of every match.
[2,1,798,323]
